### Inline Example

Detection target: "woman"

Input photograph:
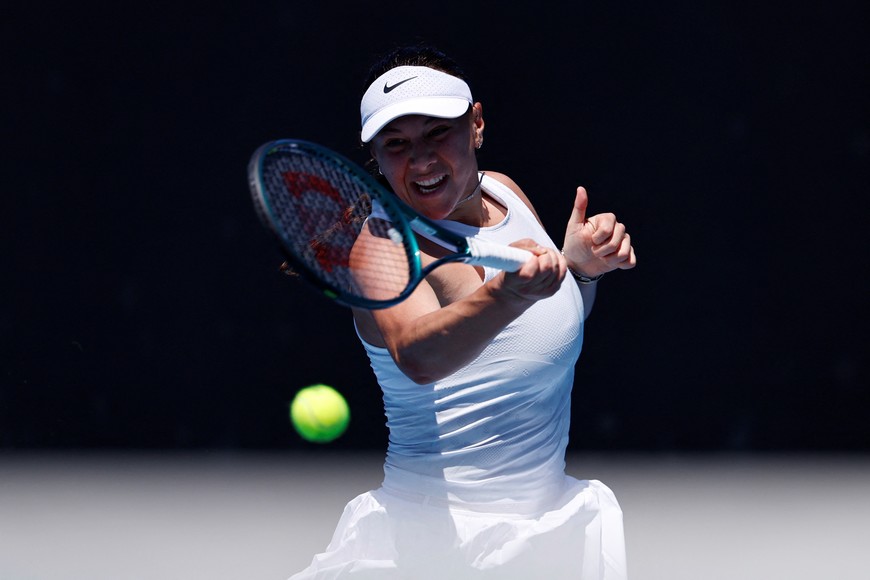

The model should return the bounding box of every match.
[291,45,635,580]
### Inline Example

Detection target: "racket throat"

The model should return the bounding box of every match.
[409,218,463,254]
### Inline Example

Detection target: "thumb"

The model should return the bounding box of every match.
[570,186,589,226]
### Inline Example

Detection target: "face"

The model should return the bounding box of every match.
[369,104,484,222]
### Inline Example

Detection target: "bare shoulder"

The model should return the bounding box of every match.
[483,171,524,193]
[481,171,544,226]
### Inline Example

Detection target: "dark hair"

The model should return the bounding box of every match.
[361,44,470,100]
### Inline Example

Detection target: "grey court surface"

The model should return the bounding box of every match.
[1,452,868,580]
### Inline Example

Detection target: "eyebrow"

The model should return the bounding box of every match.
[380,116,445,135]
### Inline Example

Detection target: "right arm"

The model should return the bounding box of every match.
[354,239,566,384]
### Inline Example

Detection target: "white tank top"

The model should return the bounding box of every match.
[357,174,585,513]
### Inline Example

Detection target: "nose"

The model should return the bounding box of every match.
[408,140,436,170]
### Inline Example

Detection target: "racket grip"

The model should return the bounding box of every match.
[466,238,534,272]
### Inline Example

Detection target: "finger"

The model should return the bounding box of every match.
[510,238,545,254]
[544,248,567,282]
[587,214,616,246]
[534,248,557,274]
[536,260,564,290]
[538,249,562,277]
[628,246,637,268]
[517,246,551,277]
[593,222,626,256]
[532,244,551,257]
[569,186,589,226]
[615,233,632,262]
[602,234,632,266]
[619,245,637,269]
[546,246,560,263]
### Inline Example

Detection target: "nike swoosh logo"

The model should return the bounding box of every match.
[383,76,417,93]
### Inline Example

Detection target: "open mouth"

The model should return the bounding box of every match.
[414,174,447,194]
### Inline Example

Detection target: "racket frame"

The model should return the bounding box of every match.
[248,139,517,309]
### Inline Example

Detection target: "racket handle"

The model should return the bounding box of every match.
[466,238,534,272]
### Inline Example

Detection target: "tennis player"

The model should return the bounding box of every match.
[290,44,635,579]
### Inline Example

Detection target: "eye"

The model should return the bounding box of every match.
[383,138,406,150]
[427,125,450,139]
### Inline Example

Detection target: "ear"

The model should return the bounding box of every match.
[472,102,485,148]
[368,145,384,175]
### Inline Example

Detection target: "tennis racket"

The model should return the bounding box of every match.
[247,139,532,309]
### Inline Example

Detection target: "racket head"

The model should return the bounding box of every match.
[248,139,423,309]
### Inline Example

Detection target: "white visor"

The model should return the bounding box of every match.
[360,66,473,143]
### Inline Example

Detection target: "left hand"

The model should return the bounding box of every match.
[562,186,637,278]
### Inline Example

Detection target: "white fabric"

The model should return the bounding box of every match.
[290,175,627,579]
[360,66,473,142]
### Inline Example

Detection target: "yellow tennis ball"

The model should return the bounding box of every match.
[290,384,350,443]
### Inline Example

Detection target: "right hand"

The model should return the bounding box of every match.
[495,239,567,303]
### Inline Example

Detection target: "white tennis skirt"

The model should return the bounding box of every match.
[288,476,627,580]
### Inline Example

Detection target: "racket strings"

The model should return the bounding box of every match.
[261,149,415,303]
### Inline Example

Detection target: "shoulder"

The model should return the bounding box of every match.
[481,171,544,226]
[482,171,523,194]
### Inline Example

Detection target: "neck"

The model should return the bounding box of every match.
[449,172,499,228]
[455,172,484,207]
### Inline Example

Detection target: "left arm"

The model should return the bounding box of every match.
[562,186,637,317]
[487,175,636,318]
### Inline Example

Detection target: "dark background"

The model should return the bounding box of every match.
[3,1,868,453]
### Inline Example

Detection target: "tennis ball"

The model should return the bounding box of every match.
[290,384,350,443]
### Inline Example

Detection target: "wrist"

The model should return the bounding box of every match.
[486,275,538,311]
[560,251,604,285]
